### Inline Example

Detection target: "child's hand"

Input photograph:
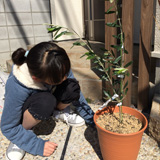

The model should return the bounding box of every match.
[43,141,58,157]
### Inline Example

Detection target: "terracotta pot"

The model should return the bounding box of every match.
[94,106,148,160]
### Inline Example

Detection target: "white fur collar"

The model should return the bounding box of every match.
[13,63,47,90]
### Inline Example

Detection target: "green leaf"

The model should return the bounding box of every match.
[108,57,114,60]
[116,68,127,72]
[113,55,122,64]
[80,51,92,58]
[80,54,86,58]
[47,27,62,34]
[111,45,122,51]
[111,50,115,57]
[124,61,133,68]
[101,75,109,81]
[86,55,95,60]
[105,11,116,14]
[106,20,120,28]
[124,49,128,54]
[53,28,61,37]
[47,27,55,32]
[113,82,120,88]
[103,90,111,99]
[105,65,112,72]
[123,81,128,89]
[93,60,99,64]
[112,35,119,39]
[85,52,91,55]
[73,41,86,46]
[114,68,128,74]
[126,72,130,77]
[102,58,106,62]
[123,32,125,40]
[104,53,111,56]
[97,67,104,72]
[112,33,121,39]
[64,32,74,36]
[86,39,92,50]
[125,88,128,95]
[105,6,115,14]
[120,95,124,101]
[106,22,120,28]
[54,31,67,39]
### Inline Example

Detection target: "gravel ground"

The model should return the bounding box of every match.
[0,104,160,160]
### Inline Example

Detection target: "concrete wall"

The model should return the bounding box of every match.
[154,1,160,52]
[0,0,157,68]
[0,0,52,67]
[151,1,160,94]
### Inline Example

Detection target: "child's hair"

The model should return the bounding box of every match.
[12,42,71,84]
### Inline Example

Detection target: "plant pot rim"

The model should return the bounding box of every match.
[94,106,148,136]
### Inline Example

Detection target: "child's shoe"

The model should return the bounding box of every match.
[6,142,25,160]
[53,106,85,127]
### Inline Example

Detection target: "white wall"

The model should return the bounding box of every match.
[50,0,84,40]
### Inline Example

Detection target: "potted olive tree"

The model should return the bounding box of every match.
[46,0,148,159]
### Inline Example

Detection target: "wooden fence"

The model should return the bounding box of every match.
[105,0,154,111]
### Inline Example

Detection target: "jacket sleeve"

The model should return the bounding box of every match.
[67,70,95,126]
[0,75,45,156]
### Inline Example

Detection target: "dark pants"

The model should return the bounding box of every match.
[22,92,57,120]
[22,78,80,120]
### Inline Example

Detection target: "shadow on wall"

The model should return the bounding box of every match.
[7,0,30,45]
[6,0,51,47]
[149,81,160,105]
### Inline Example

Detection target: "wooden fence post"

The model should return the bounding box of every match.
[122,0,134,106]
[138,0,154,111]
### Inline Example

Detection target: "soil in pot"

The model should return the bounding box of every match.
[96,112,142,134]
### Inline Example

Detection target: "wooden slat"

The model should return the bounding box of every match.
[103,1,117,99]
[105,1,117,51]
[122,0,134,106]
[138,0,154,110]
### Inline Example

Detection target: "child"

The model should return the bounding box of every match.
[1,42,94,159]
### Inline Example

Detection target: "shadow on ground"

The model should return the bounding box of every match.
[84,126,103,160]
[33,118,56,135]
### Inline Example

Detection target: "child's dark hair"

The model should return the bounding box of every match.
[12,42,71,84]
